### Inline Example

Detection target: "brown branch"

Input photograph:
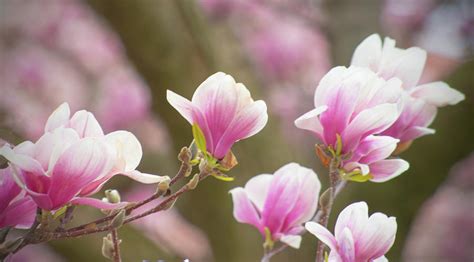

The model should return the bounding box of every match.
[111,229,121,262]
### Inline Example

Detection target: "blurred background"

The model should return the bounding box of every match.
[0,0,472,261]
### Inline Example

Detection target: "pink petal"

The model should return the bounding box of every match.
[105,131,142,172]
[294,106,328,139]
[355,136,399,164]
[71,197,128,210]
[400,126,436,142]
[334,202,369,242]
[314,66,350,107]
[305,222,337,251]
[229,187,261,231]
[0,197,37,229]
[69,110,104,138]
[356,214,397,260]
[44,103,71,132]
[166,89,195,124]
[48,138,114,210]
[337,227,356,262]
[387,46,426,89]
[0,167,21,212]
[33,128,80,172]
[213,100,267,159]
[244,174,273,211]
[410,81,465,107]
[342,103,399,151]
[369,159,409,182]
[261,163,303,235]
[351,34,382,70]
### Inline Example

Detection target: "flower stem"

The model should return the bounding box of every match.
[315,158,343,262]
[261,244,288,262]
[111,229,121,262]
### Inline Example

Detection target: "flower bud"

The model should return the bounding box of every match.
[186,173,200,190]
[178,147,192,163]
[319,188,333,209]
[110,209,126,229]
[157,176,171,195]
[105,189,121,204]
[102,234,114,260]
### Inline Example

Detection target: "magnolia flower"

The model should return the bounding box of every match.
[230,163,321,249]
[0,167,37,229]
[306,202,397,262]
[167,72,268,159]
[351,34,464,145]
[0,103,169,211]
[295,66,409,182]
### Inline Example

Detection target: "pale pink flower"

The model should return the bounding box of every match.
[167,72,268,159]
[0,103,169,211]
[230,163,321,249]
[351,34,465,144]
[295,66,409,182]
[306,202,397,262]
[0,167,37,229]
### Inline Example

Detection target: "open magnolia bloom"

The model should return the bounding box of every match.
[0,103,169,211]
[167,72,268,160]
[351,34,465,148]
[0,167,37,229]
[306,202,397,262]
[230,163,321,249]
[295,66,409,182]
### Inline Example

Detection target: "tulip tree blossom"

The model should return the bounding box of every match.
[230,163,321,249]
[0,103,169,211]
[295,66,409,182]
[351,34,465,147]
[167,72,268,159]
[306,202,397,262]
[0,167,37,229]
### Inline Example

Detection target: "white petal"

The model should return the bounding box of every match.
[280,234,302,249]
[45,103,70,132]
[105,131,143,172]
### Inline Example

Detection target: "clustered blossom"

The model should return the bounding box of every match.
[0,103,169,211]
[0,167,36,229]
[0,0,169,153]
[230,163,321,249]
[167,72,268,159]
[306,202,397,262]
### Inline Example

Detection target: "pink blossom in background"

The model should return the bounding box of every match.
[0,167,36,229]
[403,153,474,261]
[351,34,465,145]
[6,243,65,262]
[0,103,169,211]
[167,72,268,159]
[126,186,213,261]
[230,163,321,249]
[295,66,409,182]
[199,0,331,139]
[0,0,170,154]
[306,202,397,262]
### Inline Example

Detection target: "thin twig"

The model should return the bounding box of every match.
[111,230,121,262]
[261,244,288,262]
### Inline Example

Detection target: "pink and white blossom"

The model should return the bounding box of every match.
[167,72,268,159]
[0,167,37,229]
[306,202,397,262]
[230,163,321,249]
[295,66,409,182]
[0,103,169,211]
[351,34,465,144]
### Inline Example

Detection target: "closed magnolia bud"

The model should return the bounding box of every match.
[157,177,171,194]
[105,189,121,204]
[178,147,192,163]
[110,209,126,229]
[319,187,333,208]
[186,173,200,190]
[102,234,114,260]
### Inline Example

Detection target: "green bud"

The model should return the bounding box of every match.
[105,189,121,204]
[157,176,171,194]
[102,234,114,260]
[178,147,191,163]
[186,173,200,190]
[110,210,126,229]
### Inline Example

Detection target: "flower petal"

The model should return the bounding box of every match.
[280,234,302,249]
[294,106,328,139]
[305,222,337,251]
[229,187,261,231]
[44,102,71,132]
[337,227,356,262]
[369,159,409,182]
[355,136,399,164]
[351,34,382,69]
[120,171,170,184]
[69,110,104,138]
[71,197,128,210]
[166,89,195,124]
[244,174,273,211]
[0,145,44,175]
[334,202,369,242]
[105,131,142,172]
[409,81,465,107]
[48,138,114,210]
[356,214,397,260]
[0,197,37,229]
